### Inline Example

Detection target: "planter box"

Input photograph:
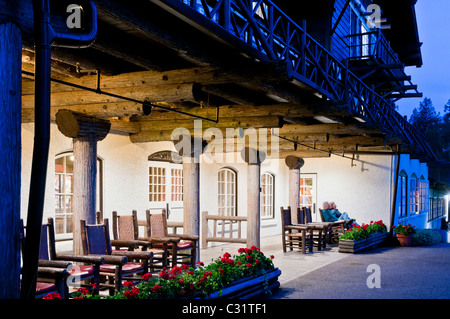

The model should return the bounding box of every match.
[339,232,389,253]
[200,268,282,299]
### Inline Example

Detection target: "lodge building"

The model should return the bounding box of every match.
[1,0,449,298]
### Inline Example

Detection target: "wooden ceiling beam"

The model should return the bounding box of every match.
[21,66,232,95]
[137,116,282,132]
[22,84,201,109]
[137,103,345,121]
[22,102,144,123]
[279,123,382,135]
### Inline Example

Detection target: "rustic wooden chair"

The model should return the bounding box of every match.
[40,218,104,294]
[34,266,71,299]
[145,210,198,268]
[111,210,171,272]
[80,218,153,294]
[280,207,313,254]
[318,208,352,243]
[20,219,72,299]
[300,207,329,250]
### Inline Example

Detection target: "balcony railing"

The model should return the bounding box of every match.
[150,0,434,157]
[347,29,405,80]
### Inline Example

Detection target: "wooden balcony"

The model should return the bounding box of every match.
[347,29,422,101]
[150,0,433,158]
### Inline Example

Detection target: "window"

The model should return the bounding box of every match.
[361,24,369,58]
[55,153,102,237]
[410,174,419,214]
[149,166,166,202]
[300,175,317,212]
[419,177,429,214]
[218,168,237,216]
[171,168,183,202]
[148,166,183,203]
[261,173,274,219]
[399,171,408,218]
[55,155,74,235]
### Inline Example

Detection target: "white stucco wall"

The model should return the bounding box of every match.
[21,123,432,250]
[301,154,395,226]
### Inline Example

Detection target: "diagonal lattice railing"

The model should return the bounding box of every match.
[151,0,434,156]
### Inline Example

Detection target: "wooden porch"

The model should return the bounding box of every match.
[0,0,434,298]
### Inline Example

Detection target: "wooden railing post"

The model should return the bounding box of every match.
[300,19,307,76]
[201,211,208,249]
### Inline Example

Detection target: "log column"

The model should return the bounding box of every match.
[55,110,110,255]
[0,22,22,299]
[285,156,305,224]
[242,147,265,248]
[173,134,204,262]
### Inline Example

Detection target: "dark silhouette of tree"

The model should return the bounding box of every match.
[409,97,450,161]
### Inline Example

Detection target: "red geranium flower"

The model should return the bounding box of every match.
[141,273,153,281]
[123,281,134,288]
[151,284,162,293]
[43,292,61,299]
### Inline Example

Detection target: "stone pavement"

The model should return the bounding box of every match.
[200,235,450,299]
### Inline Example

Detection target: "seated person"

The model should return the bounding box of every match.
[321,202,338,222]
[329,201,351,221]
[322,202,357,228]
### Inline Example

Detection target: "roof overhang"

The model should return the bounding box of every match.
[377,0,423,67]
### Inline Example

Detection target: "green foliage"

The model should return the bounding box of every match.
[412,229,442,246]
[339,220,387,241]
[409,97,450,161]
[393,222,416,235]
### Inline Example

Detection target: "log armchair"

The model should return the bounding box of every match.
[280,207,313,254]
[80,219,152,294]
[34,266,70,299]
[145,210,198,268]
[21,218,104,296]
[318,209,354,243]
[111,210,172,272]
[20,220,72,298]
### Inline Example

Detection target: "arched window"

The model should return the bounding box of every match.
[261,173,274,219]
[399,171,408,218]
[410,174,419,214]
[55,152,103,237]
[218,168,237,216]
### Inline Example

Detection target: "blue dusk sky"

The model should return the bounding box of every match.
[395,0,450,119]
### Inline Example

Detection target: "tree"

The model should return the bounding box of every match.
[409,97,450,161]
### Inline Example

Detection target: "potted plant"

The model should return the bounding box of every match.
[393,223,416,247]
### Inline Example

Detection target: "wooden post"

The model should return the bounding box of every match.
[242,148,265,248]
[55,110,110,255]
[285,156,305,224]
[174,135,203,262]
[72,136,97,254]
[201,211,208,249]
[0,22,22,299]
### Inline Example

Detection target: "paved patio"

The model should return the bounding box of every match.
[200,235,348,286]
[200,236,450,299]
